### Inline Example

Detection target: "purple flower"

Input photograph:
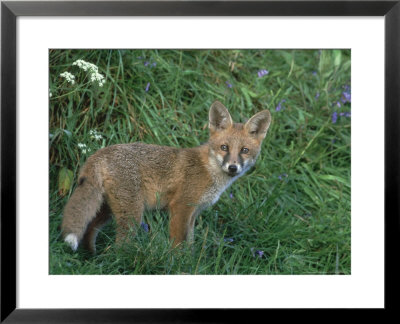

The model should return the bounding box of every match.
[336,101,342,108]
[315,92,320,100]
[312,71,317,76]
[225,81,233,88]
[140,222,149,232]
[257,69,269,78]
[145,82,150,92]
[278,173,288,181]
[144,61,150,67]
[251,248,265,258]
[229,192,234,199]
[275,99,286,112]
[344,112,351,117]
[151,62,157,68]
[340,85,351,104]
[255,250,264,258]
[332,111,338,124]
[342,91,351,103]
[224,237,234,243]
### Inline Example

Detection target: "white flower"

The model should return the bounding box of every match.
[72,59,105,87]
[59,72,76,85]
[89,129,103,141]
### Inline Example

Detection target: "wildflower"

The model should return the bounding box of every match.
[90,72,105,87]
[257,69,269,78]
[77,143,89,154]
[72,59,98,72]
[275,99,286,112]
[59,72,75,85]
[151,62,157,68]
[145,82,150,92]
[341,90,351,103]
[312,71,317,76]
[315,92,320,100]
[251,248,265,258]
[229,192,234,199]
[224,237,234,243]
[140,222,149,233]
[332,111,338,124]
[278,173,288,181]
[225,81,233,88]
[336,101,341,108]
[89,129,103,141]
[72,59,105,87]
[144,61,150,67]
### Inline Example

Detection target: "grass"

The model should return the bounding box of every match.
[49,49,351,275]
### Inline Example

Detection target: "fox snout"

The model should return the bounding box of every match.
[222,158,243,177]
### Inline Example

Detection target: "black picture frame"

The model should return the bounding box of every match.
[1,0,399,322]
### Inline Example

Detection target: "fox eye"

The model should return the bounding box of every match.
[220,144,229,151]
[241,147,249,154]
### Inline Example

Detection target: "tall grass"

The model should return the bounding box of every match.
[49,49,351,275]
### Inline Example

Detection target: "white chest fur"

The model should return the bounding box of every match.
[199,156,240,208]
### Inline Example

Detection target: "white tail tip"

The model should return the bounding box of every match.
[64,233,78,251]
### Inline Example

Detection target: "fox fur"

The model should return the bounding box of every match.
[61,101,271,253]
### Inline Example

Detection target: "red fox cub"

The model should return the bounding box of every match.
[62,101,271,253]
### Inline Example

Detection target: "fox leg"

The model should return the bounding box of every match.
[169,201,198,247]
[82,203,112,254]
[105,190,145,245]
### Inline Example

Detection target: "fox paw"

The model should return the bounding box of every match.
[64,233,78,251]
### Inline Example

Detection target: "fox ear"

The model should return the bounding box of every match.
[209,101,233,133]
[244,110,271,140]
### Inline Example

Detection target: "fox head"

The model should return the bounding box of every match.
[208,101,271,178]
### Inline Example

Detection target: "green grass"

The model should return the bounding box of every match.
[49,49,351,275]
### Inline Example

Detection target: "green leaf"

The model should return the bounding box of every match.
[333,50,342,68]
[58,167,74,196]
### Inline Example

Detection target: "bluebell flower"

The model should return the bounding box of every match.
[225,81,233,88]
[275,99,286,112]
[145,82,150,92]
[278,173,288,181]
[144,61,150,67]
[229,192,234,199]
[224,237,234,243]
[315,92,320,100]
[257,69,269,78]
[140,222,149,232]
[251,248,265,258]
[332,111,338,124]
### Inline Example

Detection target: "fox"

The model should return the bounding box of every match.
[61,101,271,253]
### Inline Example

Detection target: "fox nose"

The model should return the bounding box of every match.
[228,165,238,173]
